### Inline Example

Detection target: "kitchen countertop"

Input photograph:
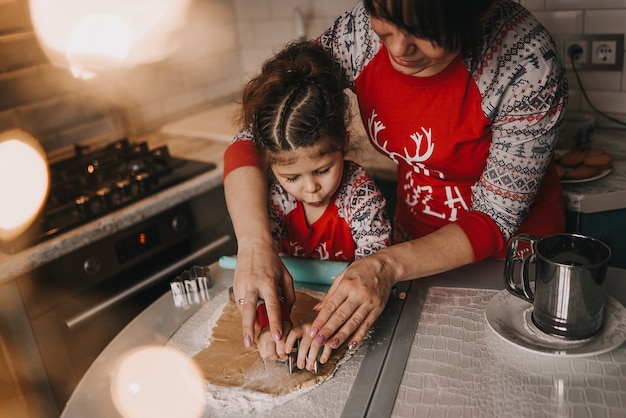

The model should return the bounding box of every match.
[61,260,626,417]
[0,134,229,285]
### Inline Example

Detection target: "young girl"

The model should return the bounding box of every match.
[230,40,392,368]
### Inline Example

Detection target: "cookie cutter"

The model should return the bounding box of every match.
[227,287,320,374]
[170,265,211,308]
[288,338,321,374]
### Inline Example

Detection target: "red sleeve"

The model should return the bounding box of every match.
[455,212,506,262]
[223,140,263,179]
[256,301,292,329]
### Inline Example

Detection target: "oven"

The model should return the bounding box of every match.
[0,138,236,416]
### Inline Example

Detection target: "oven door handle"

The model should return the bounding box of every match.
[64,234,232,329]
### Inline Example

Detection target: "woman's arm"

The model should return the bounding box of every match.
[223,165,295,348]
[309,222,474,352]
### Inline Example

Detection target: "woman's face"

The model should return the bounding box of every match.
[370,16,459,77]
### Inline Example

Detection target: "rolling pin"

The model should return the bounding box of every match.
[218,256,348,286]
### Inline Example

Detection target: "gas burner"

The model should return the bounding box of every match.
[1,138,216,253]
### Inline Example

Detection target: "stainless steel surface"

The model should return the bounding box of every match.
[505,233,611,339]
[341,280,416,418]
[61,289,207,417]
[0,135,228,286]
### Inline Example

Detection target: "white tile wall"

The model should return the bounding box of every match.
[233,0,358,74]
[232,0,626,124]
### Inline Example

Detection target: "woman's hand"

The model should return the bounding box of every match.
[307,225,475,351]
[307,252,397,352]
[232,243,295,349]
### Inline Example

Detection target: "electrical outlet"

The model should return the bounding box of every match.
[556,33,624,71]
[563,40,587,68]
[591,40,617,65]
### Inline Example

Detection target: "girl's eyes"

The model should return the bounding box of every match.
[284,167,331,183]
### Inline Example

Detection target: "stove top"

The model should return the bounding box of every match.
[2,138,216,254]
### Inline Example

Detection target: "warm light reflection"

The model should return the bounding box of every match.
[65,13,132,79]
[111,345,204,418]
[0,130,49,241]
[29,0,192,79]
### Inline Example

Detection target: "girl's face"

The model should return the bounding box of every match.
[270,141,344,211]
[370,16,459,77]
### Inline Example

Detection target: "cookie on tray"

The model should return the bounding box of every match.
[586,148,607,157]
[559,149,587,167]
[583,153,612,170]
[564,165,600,180]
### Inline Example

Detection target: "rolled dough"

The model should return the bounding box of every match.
[193,289,349,396]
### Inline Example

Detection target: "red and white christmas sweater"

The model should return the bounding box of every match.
[267,160,391,262]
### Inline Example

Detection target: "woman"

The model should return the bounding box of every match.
[223,0,567,361]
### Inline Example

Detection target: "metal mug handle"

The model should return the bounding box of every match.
[504,234,539,303]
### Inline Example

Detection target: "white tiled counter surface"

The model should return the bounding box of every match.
[392,287,626,418]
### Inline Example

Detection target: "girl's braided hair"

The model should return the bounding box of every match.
[240,40,350,166]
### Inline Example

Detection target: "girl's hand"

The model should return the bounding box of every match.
[285,323,333,371]
[257,321,293,360]
[232,244,295,349]
[308,253,396,352]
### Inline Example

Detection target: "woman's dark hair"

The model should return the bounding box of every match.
[363,0,495,64]
[240,40,350,166]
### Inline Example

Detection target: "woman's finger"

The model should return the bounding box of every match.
[285,326,304,354]
[309,290,356,346]
[309,257,394,349]
[232,248,291,347]
[330,304,382,351]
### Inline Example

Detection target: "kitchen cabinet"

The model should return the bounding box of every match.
[566,209,626,268]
